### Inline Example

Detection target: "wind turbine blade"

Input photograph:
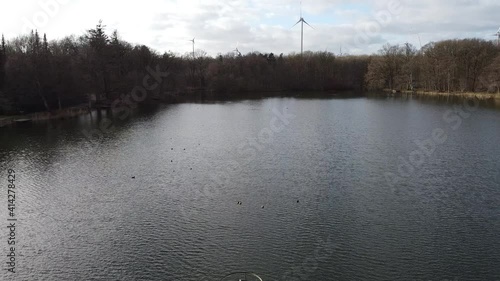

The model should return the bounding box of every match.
[303,19,314,29]
[292,19,301,28]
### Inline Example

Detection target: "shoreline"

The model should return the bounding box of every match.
[382,89,500,100]
[0,90,358,127]
[1,90,499,127]
[0,105,91,128]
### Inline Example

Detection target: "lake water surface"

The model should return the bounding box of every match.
[0,95,499,280]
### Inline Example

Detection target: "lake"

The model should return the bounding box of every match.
[0,94,499,280]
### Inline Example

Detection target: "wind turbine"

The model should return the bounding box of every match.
[493,27,500,47]
[189,38,195,58]
[292,2,313,55]
[233,42,241,57]
[409,28,423,52]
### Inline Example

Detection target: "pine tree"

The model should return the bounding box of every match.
[43,33,49,54]
[35,30,41,55]
[0,34,6,90]
[28,30,50,111]
[1,34,5,55]
[87,20,109,53]
[86,20,111,100]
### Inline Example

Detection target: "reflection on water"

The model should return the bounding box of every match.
[0,94,499,280]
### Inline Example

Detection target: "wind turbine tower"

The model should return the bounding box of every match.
[292,2,313,55]
[189,38,195,58]
[493,27,500,47]
[233,42,241,57]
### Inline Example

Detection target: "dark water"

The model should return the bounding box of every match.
[0,95,499,280]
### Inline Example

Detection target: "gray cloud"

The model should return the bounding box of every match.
[143,0,500,56]
[3,0,499,56]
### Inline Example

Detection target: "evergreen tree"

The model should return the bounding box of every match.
[85,20,111,100]
[43,33,49,54]
[0,34,6,89]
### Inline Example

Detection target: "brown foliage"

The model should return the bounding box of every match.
[366,39,499,92]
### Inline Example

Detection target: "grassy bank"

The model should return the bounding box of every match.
[0,90,363,128]
[0,105,91,127]
[383,89,500,100]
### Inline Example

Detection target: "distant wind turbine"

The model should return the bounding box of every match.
[189,38,195,58]
[493,27,500,47]
[233,42,241,56]
[292,2,313,55]
[409,28,423,51]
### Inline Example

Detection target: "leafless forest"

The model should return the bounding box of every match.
[0,22,499,114]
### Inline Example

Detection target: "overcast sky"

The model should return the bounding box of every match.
[1,0,499,56]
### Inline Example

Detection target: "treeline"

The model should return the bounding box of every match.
[365,40,500,93]
[0,22,368,114]
[0,22,499,115]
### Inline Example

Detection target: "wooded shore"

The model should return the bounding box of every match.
[383,89,500,100]
[2,89,498,128]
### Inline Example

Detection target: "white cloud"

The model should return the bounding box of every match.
[1,0,499,56]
